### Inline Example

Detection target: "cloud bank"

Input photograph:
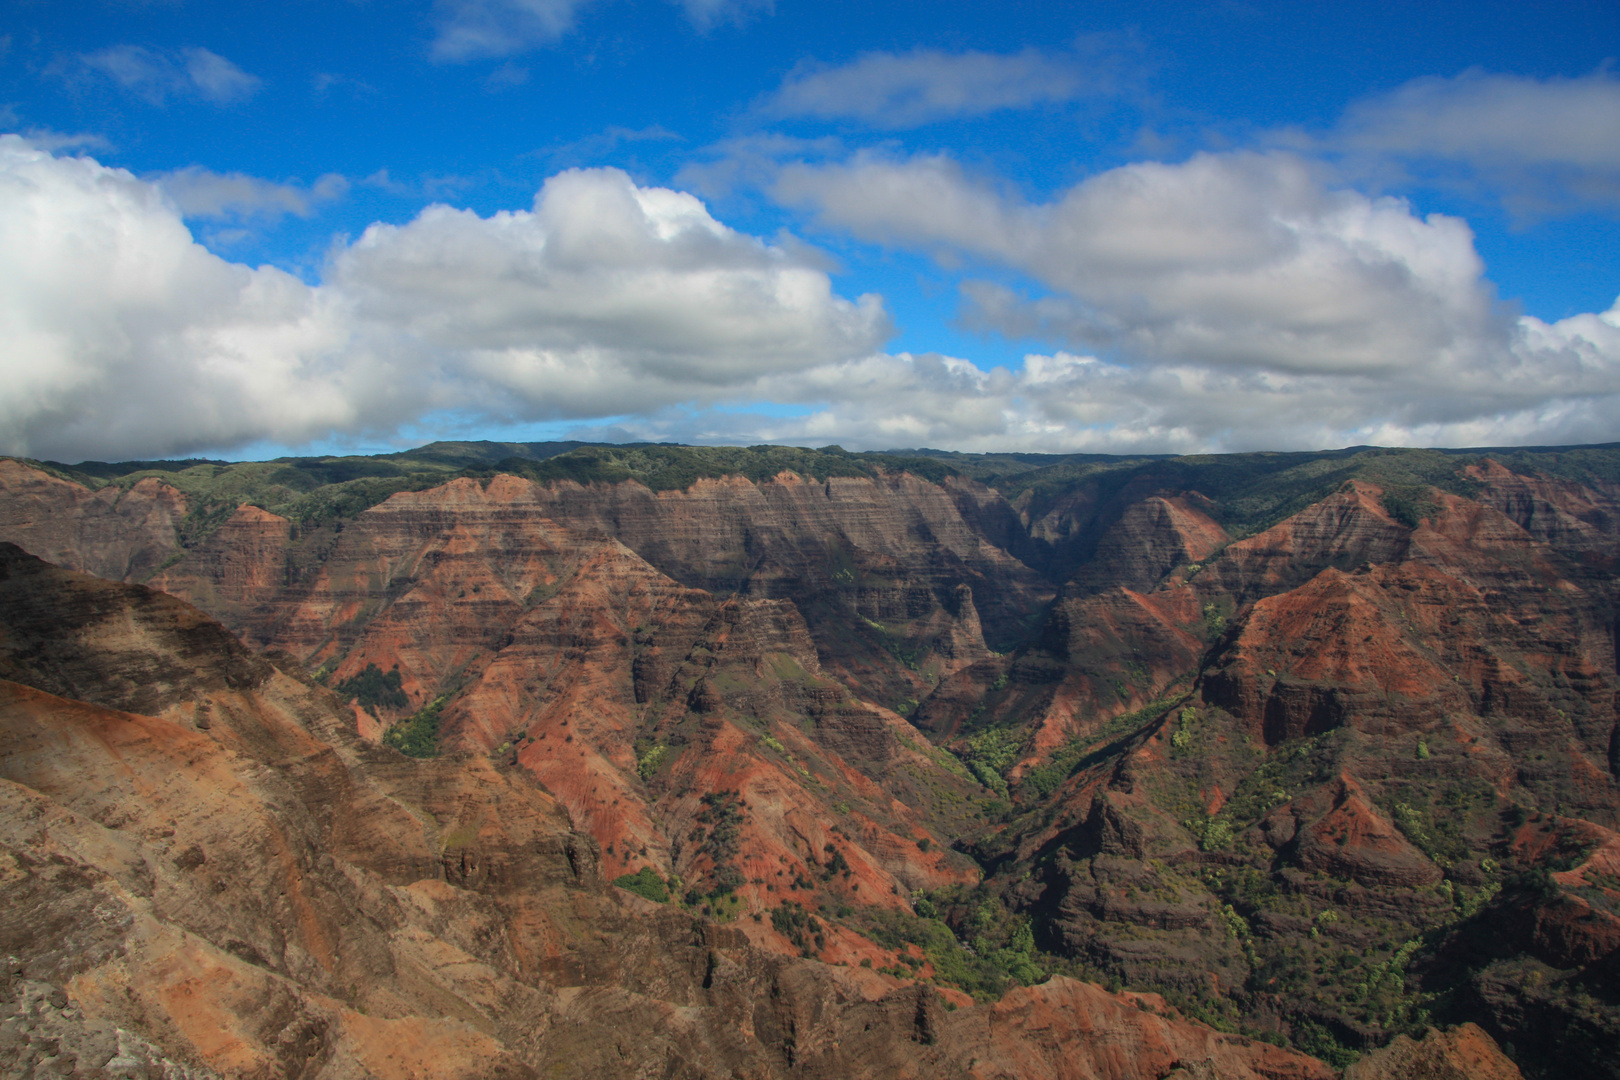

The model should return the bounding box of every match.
[1327,69,1620,213]
[760,147,1620,448]
[2,137,1617,462]
[0,137,885,461]
[775,150,1509,376]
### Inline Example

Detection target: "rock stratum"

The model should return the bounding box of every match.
[2,439,1615,1079]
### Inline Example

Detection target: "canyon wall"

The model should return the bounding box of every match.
[4,443,1615,1077]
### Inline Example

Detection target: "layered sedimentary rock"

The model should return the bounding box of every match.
[0,543,1336,1080]
[1344,1023,1524,1080]
[3,445,1616,1076]
[935,473,1619,1074]
[0,459,185,582]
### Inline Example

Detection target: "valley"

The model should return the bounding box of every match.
[1,439,1615,1079]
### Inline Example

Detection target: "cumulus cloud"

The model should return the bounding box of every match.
[1315,69,1620,214]
[775,150,1510,376]
[762,47,1102,128]
[152,167,349,222]
[75,46,260,105]
[431,0,592,60]
[6,136,1617,463]
[0,137,887,462]
[476,295,1620,454]
[735,145,1620,450]
[0,138,384,461]
[638,308,1620,454]
[330,168,888,398]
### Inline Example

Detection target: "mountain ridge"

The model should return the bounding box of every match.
[3,439,1617,1077]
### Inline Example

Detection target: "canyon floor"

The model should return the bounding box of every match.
[1,439,1615,1079]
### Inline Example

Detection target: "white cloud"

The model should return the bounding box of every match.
[1314,70,1620,215]
[431,0,770,58]
[431,0,591,60]
[677,0,773,31]
[11,128,112,154]
[636,313,1620,453]
[5,135,1616,463]
[181,48,261,104]
[774,150,1508,376]
[76,46,260,106]
[0,137,887,461]
[707,145,1620,451]
[762,47,1101,128]
[331,167,888,391]
[0,137,383,461]
[152,167,349,221]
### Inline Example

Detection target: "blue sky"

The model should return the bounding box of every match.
[3,0,1619,461]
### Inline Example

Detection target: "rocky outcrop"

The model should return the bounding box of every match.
[1345,1023,1524,1080]
[1270,773,1443,889]
[1071,495,1228,595]
[0,974,216,1080]
[0,460,185,582]
[1200,481,1412,604]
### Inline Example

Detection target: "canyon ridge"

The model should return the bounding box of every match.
[1,439,1615,1080]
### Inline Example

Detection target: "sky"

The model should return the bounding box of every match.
[2,0,1619,463]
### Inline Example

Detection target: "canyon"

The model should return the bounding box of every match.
[0,439,1616,1079]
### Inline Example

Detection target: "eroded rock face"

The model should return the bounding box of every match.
[0,974,217,1080]
[1275,773,1444,889]
[0,461,185,582]
[2,448,1616,1077]
[0,545,1335,1080]
[953,474,1618,1075]
[1199,481,1414,603]
[1071,495,1228,596]
[1345,1023,1524,1080]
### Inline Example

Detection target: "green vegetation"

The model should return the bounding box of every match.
[383,695,447,757]
[892,443,1532,542]
[772,900,825,956]
[1382,775,1497,865]
[1380,484,1442,528]
[1019,696,1186,801]
[334,662,408,710]
[635,741,669,781]
[612,866,670,903]
[1291,1018,1360,1069]
[1181,729,1342,851]
[688,791,746,898]
[476,442,957,491]
[958,726,1022,796]
[852,891,1046,1001]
